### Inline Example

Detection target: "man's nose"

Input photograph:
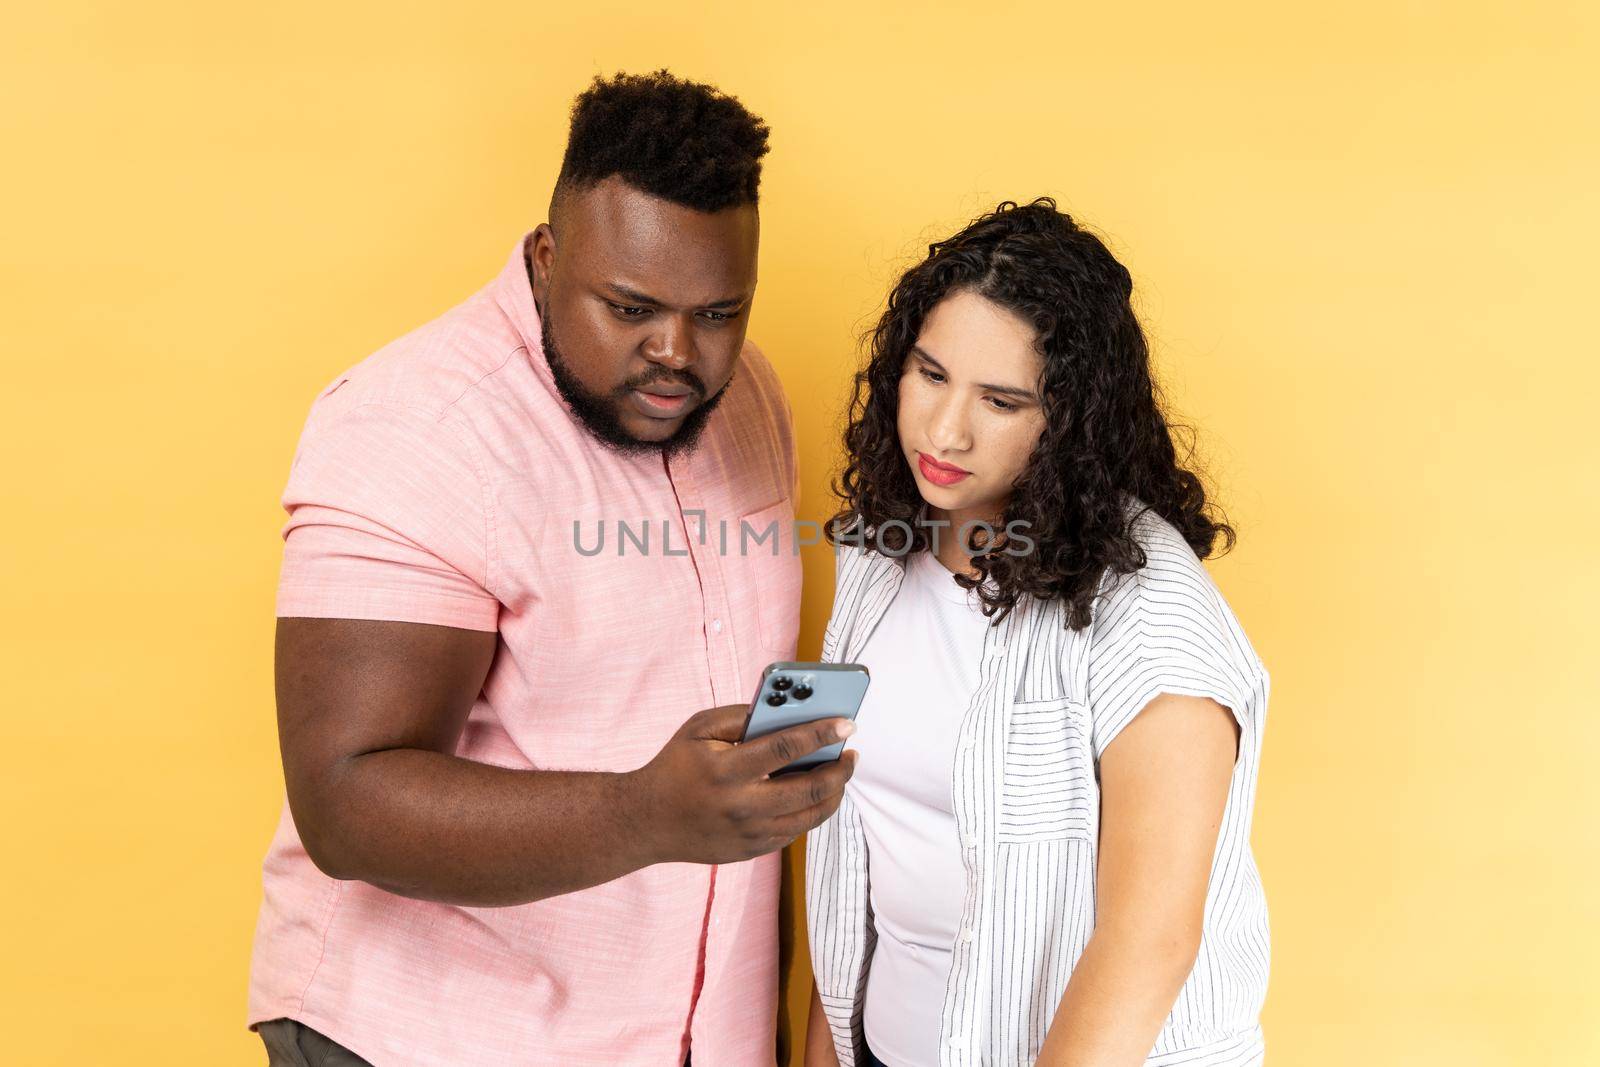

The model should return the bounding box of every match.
[641,314,697,370]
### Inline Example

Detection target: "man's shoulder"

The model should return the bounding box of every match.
[723,337,791,435]
[717,337,800,504]
[305,286,531,426]
[738,335,777,382]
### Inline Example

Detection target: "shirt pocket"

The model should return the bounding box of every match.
[737,498,803,655]
[998,696,1097,844]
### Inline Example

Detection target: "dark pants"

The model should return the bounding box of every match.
[257,1019,373,1066]
[259,1018,696,1065]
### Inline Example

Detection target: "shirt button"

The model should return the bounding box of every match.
[959,736,976,752]
[712,618,723,634]
[961,925,975,943]
[960,831,976,849]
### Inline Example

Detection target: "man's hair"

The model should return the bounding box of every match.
[555,70,769,212]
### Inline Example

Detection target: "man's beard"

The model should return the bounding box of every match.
[541,317,731,459]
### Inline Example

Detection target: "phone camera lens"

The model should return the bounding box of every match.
[792,684,813,700]
[771,676,793,691]
[766,692,788,706]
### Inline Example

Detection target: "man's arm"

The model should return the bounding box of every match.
[276,616,857,908]
[1035,692,1239,1066]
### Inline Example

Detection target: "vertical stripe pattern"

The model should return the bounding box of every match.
[806,502,1271,1066]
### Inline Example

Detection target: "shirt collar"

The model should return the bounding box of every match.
[491,231,556,395]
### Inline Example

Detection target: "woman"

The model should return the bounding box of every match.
[804,199,1270,1067]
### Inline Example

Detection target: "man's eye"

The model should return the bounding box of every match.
[700,310,732,323]
[610,303,649,318]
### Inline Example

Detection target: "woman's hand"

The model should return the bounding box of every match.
[1035,692,1239,1066]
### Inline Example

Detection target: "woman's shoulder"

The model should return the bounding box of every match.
[1078,499,1269,750]
[1091,498,1267,675]
[1091,500,1207,601]
[1123,497,1208,567]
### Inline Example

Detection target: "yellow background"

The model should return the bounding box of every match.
[3,2,1596,1063]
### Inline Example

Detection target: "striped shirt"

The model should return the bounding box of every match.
[806,503,1271,1066]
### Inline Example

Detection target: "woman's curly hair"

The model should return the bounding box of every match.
[827,197,1235,630]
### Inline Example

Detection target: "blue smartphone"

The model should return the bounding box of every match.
[741,661,871,775]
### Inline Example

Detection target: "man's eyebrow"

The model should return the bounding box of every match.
[910,344,1040,402]
[604,283,749,311]
[603,283,663,307]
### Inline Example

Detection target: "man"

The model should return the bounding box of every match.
[249,71,856,1066]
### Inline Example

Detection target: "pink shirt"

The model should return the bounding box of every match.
[249,235,802,1066]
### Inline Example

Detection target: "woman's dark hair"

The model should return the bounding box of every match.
[828,197,1235,630]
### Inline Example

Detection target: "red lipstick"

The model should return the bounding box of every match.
[916,451,971,487]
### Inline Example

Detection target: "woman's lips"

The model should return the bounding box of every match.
[916,451,971,487]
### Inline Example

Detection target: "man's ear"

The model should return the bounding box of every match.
[527,222,557,302]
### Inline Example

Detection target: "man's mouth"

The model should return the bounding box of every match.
[629,384,696,418]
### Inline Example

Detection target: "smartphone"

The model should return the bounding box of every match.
[741,661,871,775]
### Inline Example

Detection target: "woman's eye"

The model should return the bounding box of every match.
[919,368,946,384]
[988,396,1016,412]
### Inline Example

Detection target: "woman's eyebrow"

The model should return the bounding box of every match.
[910,344,948,373]
[979,381,1040,402]
[911,344,1040,402]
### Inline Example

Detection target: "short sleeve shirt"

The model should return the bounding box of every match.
[249,235,803,1066]
[806,504,1271,1066]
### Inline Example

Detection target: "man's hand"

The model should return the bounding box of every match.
[276,617,859,906]
[632,704,858,865]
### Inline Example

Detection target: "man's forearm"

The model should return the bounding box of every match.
[295,748,661,907]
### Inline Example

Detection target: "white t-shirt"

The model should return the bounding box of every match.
[845,548,994,1067]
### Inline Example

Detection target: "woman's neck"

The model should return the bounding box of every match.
[926,503,1003,579]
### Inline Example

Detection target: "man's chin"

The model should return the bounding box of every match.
[615,409,688,444]
[608,415,684,447]
[539,324,732,458]
[542,341,727,458]
[580,396,719,459]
